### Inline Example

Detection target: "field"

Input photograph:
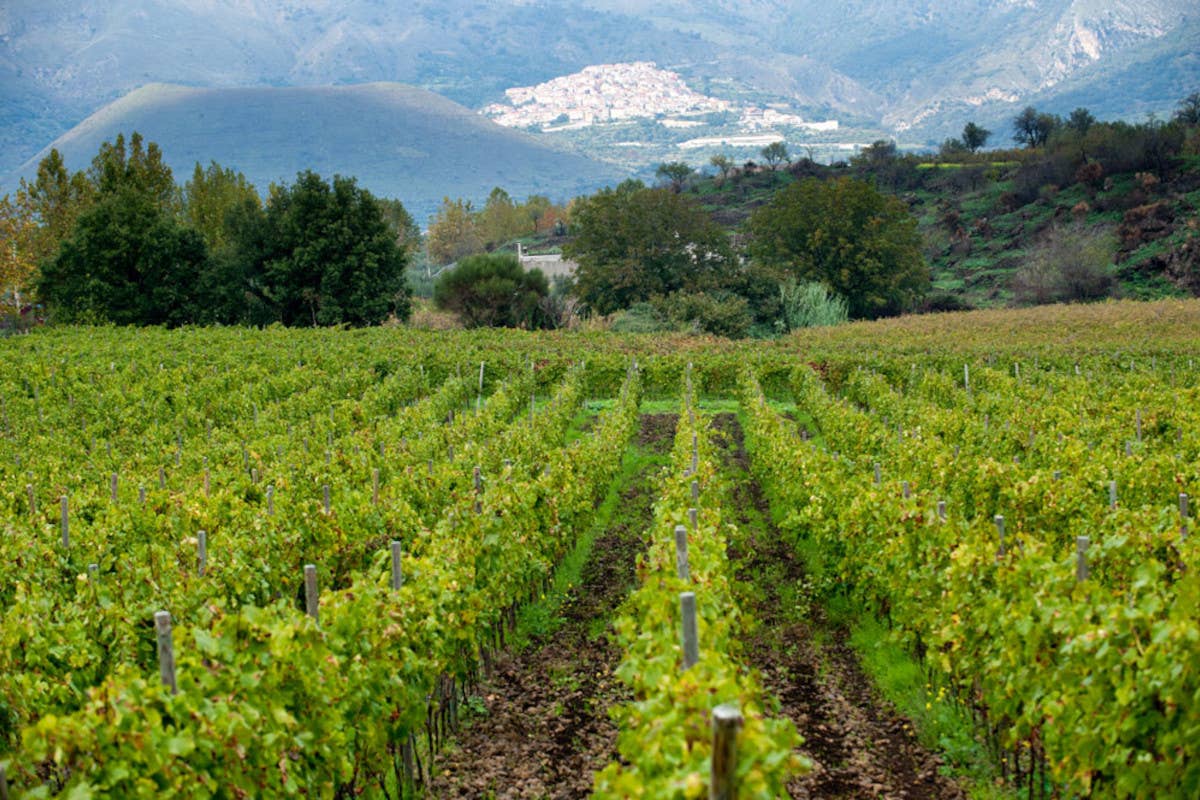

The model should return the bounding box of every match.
[0,299,1198,798]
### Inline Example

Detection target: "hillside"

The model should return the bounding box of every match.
[2,83,627,223]
[511,145,1200,313]
[2,1,1198,174]
[700,159,1200,310]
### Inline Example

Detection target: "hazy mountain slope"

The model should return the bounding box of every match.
[0,0,715,172]
[0,0,1197,173]
[2,83,627,223]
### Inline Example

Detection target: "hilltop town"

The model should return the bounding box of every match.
[482,62,837,134]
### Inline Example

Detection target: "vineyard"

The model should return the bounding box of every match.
[0,299,1198,798]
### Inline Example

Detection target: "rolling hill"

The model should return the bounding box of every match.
[1,82,628,223]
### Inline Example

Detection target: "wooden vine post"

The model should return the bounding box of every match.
[674,524,690,581]
[304,564,319,622]
[1076,536,1090,582]
[154,610,177,695]
[710,704,744,800]
[390,541,404,590]
[60,495,69,549]
[681,592,699,670]
[1181,492,1190,540]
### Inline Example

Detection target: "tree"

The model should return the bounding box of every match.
[1013,106,1059,147]
[656,161,695,193]
[433,252,549,328]
[1065,107,1097,135]
[16,148,95,270]
[1175,91,1200,126]
[249,171,410,326]
[939,138,968,158]
[854,140,897,167]
[88,132,176,211]
[38,187,208,325]
[181,161,261,250]
[962,122,991,152]
[0,194,38,312]
[563,186,733,314]
[747,177,928,319]
[521,194,553,233]
[761,141,789,170]
[478,186,529,247]
[710,154,734,182]
[427,197,482,265]
[376,198,422,257]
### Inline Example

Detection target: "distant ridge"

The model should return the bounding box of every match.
[3,83,627,222]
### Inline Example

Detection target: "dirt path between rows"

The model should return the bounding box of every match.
[710,412,965,800]
[428,413,675,799]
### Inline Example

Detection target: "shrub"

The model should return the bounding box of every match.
[777,279,849,331]
[654,290,753,338]
[433,252,549,328]
[611,302,674,333]
[1012,224,1115,305]
[918,292,974,313]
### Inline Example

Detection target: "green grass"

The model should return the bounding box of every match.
[737,403,1016,800]
[511,417,668,648]
[785,533,1016,799]
[847,617,1014,800]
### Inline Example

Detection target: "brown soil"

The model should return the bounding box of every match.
[710,412,965,800]
[428,414,672,799]
[634,412,677,450]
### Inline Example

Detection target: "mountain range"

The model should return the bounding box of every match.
[1,1,1197,197]
[1,82,625,224]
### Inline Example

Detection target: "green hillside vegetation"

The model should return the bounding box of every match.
[483,101,1200,329]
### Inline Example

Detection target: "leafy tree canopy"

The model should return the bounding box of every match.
[252,171,411,327]
[747,177,928,319]
[1013,106,1061,148]
[433,252,549,329]
[761,141,789,169]
[38,187,207,326]
[563,186,734,315]
[962,121,991,152]
[182,161,261,251]
[655,161,694,193]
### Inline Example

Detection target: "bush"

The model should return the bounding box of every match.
[654,290,753,338]
[918,292,974,313]
[433,252,549,328]
[777,279,849,331]
[1011,224,1115,305]
[611,302,674,333]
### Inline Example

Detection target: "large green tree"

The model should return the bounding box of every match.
[747,177,928,319]
[38,187,208,325]
[88,132,176,211]
[182,161,261,250]
[433,252,549,328]
[563,186,733,315]
[250,171,411,326]
[761,141,789,170]
[15,148,95,271]
[477,187,529,248]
